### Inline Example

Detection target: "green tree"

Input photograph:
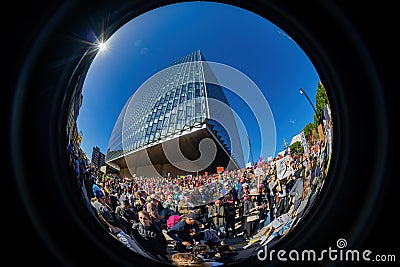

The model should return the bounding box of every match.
[315,82,329,126]
[303,123,314,143]
[289,141,304,156]
[299,82,329,149]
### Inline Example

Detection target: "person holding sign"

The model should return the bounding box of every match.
[289,164,305,212]
[276,156,293,180]
[267,174,278,220]
[275,179,289,217]
[242,188,263,242]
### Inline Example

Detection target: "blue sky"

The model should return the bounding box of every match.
[77,1,320,164]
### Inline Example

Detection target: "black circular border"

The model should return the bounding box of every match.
[7,1,395,266]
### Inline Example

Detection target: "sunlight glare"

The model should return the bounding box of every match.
[98,41,108,52]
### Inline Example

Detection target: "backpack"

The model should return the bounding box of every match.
[167,215,182,229]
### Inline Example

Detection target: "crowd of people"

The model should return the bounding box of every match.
[67,137,330,265]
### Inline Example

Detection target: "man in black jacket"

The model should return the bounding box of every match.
[131,210,168,261]
[167,212,202,252]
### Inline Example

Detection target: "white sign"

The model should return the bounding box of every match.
[254,167,264,177]
[276,155,292,180]
[245,162,252,168]
[301,130,310,156]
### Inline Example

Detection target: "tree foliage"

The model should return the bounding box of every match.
[289,141,304,156]
[301,82,329,145]
[315,82,329,126]
[303,123,314,142]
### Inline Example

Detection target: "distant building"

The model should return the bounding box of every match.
[92,146,105,169]
[66,78,84,152]
[290,133,302,145]
[105,50,243,177]
[100,163,120,175]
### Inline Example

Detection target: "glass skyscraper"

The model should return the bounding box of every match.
[106,50,244,177]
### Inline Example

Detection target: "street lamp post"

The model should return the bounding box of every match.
[299,88,322,124]
[247,135,254,165]
[300,88,326,147]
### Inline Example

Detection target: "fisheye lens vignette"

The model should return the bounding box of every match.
[68,2,332,265]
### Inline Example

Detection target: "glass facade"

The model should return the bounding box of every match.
[106,50,243,170]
